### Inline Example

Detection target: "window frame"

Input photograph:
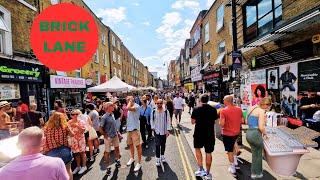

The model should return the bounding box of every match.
[117,54,121,64]
[113,51,116,62]
[204,22,210,43]
[94,49,99,63]
[218,40,226,54]
[216,4,224,32]
[95,71,100,85]
[113,67,117,77]
[103,53,107,66]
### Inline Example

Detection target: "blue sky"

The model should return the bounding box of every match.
[83,0,216,79]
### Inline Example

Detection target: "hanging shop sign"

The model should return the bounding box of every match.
[312,34,320,44]
[232,51,242,70]
[50,75,86,88]
[0,58,44,82]
[191,66,202,82]
[0,83,21,100]
[203,71,221,81]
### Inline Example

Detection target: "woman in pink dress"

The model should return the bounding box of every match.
[68,109,87,175]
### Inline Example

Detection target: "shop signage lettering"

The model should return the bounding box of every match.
[300,73,318,80]
[312,34,320,44]
[50,75,86,88]
[0,66,40,78]
[203,73,220,80]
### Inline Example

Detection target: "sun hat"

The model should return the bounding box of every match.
[0,101,11,108]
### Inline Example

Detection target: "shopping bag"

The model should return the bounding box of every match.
[88,127,98,140]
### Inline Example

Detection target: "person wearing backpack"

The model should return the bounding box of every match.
[150,99,171,167]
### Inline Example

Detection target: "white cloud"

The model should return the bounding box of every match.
[141,21,150,26]
[97,7,126,24]
[172,0,200,12]
[132,2,140,6]
[143,12,194,79]
[124,21,133,28]
[206,0,217,8]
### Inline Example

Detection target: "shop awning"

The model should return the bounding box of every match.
[240,7,320,53]
[201,61,210,70]
[0,17,9,32]
[87,76,136,92]
[214,52,225,65]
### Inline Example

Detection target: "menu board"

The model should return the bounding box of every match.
[0,83,20,100]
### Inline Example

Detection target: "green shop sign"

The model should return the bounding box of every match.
[0,59,43,82]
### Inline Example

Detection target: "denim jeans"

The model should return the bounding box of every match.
[246,129,263,175]
[46,146,73,165]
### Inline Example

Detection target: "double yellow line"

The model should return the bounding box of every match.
[174,128,196,180]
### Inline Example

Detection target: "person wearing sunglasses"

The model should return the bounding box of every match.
[68,109,87,175]
[245,97,272,179]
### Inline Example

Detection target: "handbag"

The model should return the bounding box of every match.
[88,126,98,140]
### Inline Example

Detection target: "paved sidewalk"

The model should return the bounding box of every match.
[177,110,320,180]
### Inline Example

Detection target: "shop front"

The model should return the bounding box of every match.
[49,75,86,114]
[0,58,47,113]
[203,70,222,102]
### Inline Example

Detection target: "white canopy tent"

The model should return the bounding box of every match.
[87,76,136,92]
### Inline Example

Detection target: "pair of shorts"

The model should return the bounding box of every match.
[127,130,141,147]
[105,136,120,153]
[194,137,215,153]
[46,146,73,165]
[222,135,238,152]
[174,109,182,116]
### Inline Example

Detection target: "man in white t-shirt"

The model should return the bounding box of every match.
[173,93,185,126]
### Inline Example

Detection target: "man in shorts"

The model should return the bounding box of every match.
[191,94,217,180]
[100,102,121,176]
[220,95,244,176]
[126,96,142,172]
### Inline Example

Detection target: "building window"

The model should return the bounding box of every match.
[117,40,121,50]
[204,22,209,43]
[75,69,81,78]
[216,4,224,32]
[192,27,200,46]
[101,34,106,45]
[218,40,225,54]
[112,34,116,47]
[50,0,59,5]
[95,71,100,85]
[0,6,12,55]
[118,69,122,79]
[103,53,107,66]
[94,49,99,63]
[113,67,117,77]
[113,51,116,62]
[117,54,121,64]
[206,52,211,61]
[244,0,282,43]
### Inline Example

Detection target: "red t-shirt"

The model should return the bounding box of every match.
[220,106,243,136]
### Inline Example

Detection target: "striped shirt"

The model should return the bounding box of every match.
[150,109,171,135]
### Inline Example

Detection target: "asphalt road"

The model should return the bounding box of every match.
[73,127,199,180]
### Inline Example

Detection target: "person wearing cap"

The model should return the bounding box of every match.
[0,126,69,180]
[0,101,20,139]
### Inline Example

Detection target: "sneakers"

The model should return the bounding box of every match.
[228,165,236,176]
[93,149,98,154]
[251,174,263,179]
[106,167,112,176]
[156,158,161,166]
[160,155,166,163]
[204,173,213,180]
[195,168,207,177]
[90,156,95,162]
[134,163,142,171]
[72,167,80,174]
[78,166,87,175]
[115,160,121,168]
[233,156,240,169]
[126,158,135,166]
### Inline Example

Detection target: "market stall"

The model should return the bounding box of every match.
[87,76,136,92]
[263,125,320,176]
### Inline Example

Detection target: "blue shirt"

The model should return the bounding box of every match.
[100,112,117,138]
[127,103,140,131]
[139,105,152,122]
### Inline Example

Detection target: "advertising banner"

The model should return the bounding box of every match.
[0,83,20,100]
[191,66,202,82]
[250,69,266,106]
[298,59,320,92]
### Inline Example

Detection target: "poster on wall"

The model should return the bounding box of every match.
[279,63,298,117]
[266,67,279,90]
[0,83,21,100]
[298,59,320,93]
[250,69,267,106]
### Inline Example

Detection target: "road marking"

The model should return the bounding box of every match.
[175,128,196,180]
[174,129,191,180]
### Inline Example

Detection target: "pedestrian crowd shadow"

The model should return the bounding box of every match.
[142,138,156,162]
[156,163,179,180]
[126,163,143,180]
[99,151,117,171]
[236,157,277,180]
[177,124,192,134]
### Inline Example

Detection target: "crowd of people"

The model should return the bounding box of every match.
[0,91,274,180]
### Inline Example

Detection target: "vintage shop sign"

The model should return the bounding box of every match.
[30,3,98,71]
[50,75,86,89]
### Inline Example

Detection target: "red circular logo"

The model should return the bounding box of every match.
[30,3,98,71]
